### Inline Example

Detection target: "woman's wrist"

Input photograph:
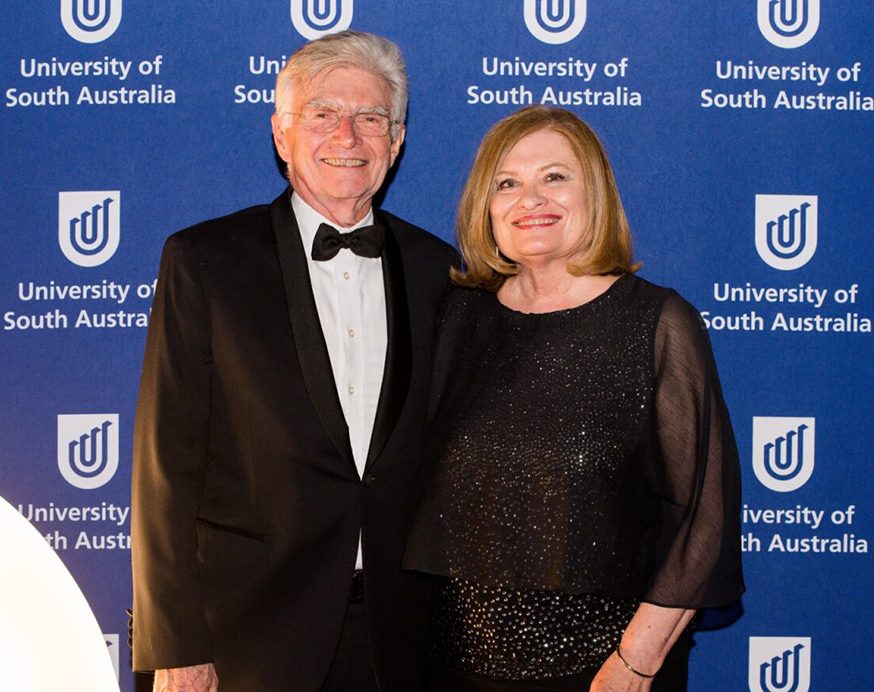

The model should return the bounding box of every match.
[615,633,665,677]
[615,645,657,679]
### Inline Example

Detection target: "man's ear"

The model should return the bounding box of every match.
[271,113,290,163]
[389,123,406,167]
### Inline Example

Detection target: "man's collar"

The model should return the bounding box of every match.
[291,192,375,253]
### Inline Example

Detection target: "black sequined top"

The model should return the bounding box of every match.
[403,274,744,680]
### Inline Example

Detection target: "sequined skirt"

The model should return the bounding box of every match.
[432,577,638,681]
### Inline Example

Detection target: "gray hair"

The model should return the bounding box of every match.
[275,30,408,140]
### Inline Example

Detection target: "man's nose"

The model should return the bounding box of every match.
[332,115,360,148]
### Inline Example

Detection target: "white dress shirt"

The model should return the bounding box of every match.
[292,193,387,570]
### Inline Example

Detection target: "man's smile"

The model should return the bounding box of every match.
[321,158,367,167]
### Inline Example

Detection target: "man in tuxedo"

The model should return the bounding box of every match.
[131,30,454,692]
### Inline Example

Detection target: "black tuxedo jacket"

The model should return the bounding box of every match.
[131,189,455,691]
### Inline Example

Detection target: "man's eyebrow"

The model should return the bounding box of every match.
[357,105,391,116]
[304,100,340,110]
[304,100,390,117]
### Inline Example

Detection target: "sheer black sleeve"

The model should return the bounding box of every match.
[643,293,745,609]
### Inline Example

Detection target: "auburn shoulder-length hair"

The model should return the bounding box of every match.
[452,106,639,291]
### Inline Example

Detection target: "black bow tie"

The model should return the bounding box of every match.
[311,222,386,261]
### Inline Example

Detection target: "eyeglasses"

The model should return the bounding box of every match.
[283,107,396,137]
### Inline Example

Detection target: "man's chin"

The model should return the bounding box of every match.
[318,184,379,205]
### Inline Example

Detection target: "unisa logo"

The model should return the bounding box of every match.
[758,0,820,49]
[752,417,815,492]
[749,637,811,692]
[524,0,586,44]
[755,194,817,271]
[57,414,119,490]
[290,0,353,40]
[58,191,120,267]
[61,0,122,44]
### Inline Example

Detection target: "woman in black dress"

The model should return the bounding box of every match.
[404,106,744,691]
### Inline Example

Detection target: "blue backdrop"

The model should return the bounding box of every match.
[1,2,872,690]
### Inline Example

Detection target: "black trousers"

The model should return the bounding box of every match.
[429,634,691,692]
[319,577,379,692]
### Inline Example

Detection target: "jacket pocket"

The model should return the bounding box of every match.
[195,516,267,542]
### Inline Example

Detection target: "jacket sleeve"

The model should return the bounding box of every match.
[131,232,214,670]
[642,293,745,609]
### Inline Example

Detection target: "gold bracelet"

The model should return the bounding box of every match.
[615,646,656,679]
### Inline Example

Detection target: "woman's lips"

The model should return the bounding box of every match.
[512,214,561,228]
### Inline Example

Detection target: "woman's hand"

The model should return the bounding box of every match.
[589,602,696,691]
[589,651,653,692]
[153,663,219,692]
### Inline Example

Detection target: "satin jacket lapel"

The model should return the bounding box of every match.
[270,191,355,473]
[365,212,412,472]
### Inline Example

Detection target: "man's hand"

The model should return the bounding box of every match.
[153,663,218,692]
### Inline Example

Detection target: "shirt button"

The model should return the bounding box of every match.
[348,385,355,395]
[348,328,355,338]
[343,271,351,280]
